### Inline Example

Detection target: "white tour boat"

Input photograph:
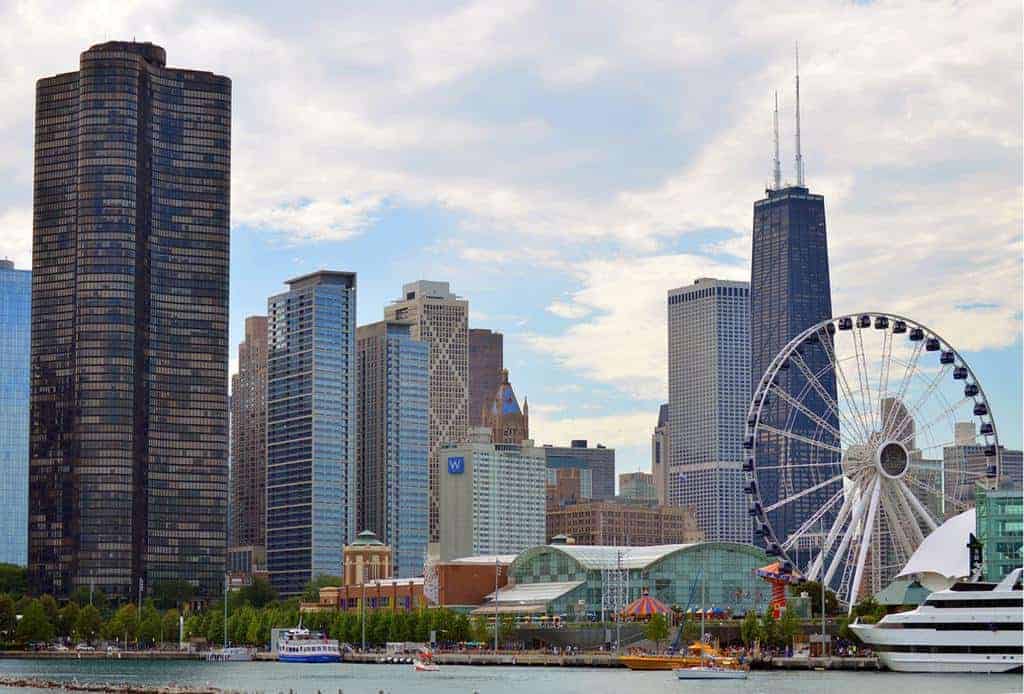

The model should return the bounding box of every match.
[851,567,1022,673]
[277,627,341,664]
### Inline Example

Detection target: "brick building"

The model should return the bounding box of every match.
[546,501,703,546]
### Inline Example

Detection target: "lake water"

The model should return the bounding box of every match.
[0,659,1021,694]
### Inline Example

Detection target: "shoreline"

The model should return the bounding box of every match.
[0,650,880,670]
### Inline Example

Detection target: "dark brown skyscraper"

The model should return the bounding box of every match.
[29,42,231,599]
[469,329,502,426]
[230,317,268,550]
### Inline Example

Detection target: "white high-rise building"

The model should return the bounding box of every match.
[667,278,752,542]
[385,281,469,542]
[438,427,547,560]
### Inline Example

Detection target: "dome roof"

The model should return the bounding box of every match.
[897,508,974,581]
[351,529,385,546]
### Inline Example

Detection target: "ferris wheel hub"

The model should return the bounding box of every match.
[876,440,910,479]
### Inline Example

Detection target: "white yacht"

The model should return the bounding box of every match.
[851,568,1022,673]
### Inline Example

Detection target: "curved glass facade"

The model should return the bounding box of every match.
[0,261,30,566]
[30,42,230,599]
[509,542,772,616]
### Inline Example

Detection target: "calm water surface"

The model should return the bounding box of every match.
[0,659,1020,694]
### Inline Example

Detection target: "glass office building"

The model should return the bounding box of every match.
[505,542,771,616]
[0,260,30,565]
[356,320,429,578]
[975,483,1023,582]
[750,185,838,553]
[267,272,357,597]
[29,42,230,599]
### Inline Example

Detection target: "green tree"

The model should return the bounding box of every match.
[139,604,162,646]
[0,564,27,598]
[470,616,489,643]
[73,605,102,644]
[680,614,700,645]
[57,602,80,640]
[778,607,800,646]
[739,610,761,646]
[760,607,779,647]
[103,604,139,646]
[161,609,180,646]
[69,587,108,612]
[644,613,670,651]
[205,608,225,645]
[301,575,342,602]
[16,600,55,645]
[452,613,471,643]
[38,594,59,624]
[0,594,17,642]
[791,580,840,617]
[151,580,196,611]
[237,577,277,609]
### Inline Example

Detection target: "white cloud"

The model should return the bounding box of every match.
[531,409,655,451]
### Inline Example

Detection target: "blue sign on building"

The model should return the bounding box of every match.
[447,456,465,474]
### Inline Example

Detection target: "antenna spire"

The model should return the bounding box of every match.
[794,42,805,186]
[772,91,781,190]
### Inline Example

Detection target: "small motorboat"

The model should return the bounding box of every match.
[413,648,440,672]
[675,665,748,680]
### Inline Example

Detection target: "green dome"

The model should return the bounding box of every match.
[351,529,385,546]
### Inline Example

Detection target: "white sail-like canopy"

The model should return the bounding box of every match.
[896,508,975,590]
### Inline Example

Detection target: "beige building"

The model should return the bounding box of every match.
[385,281,469,543]
[651,404,669,505]
[343,530,393,585]
[438,427,547,561]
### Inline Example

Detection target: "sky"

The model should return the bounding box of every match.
[0,0,1021,479]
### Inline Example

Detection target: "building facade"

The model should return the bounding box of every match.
[618,472,658,505]
[480,369,529,444]
[438,428,547,560]
[267,272,357,597]
[750,183,837,555]
[0,260,30,565]
[975,483,1023,582]
[384,281,468,543]
[651,404,669,506]
[545,501,703,546]
[502,542,770,617]
[469,329,503,427]
[356,320,429,578]
[546,463,592,509]
[29,42,230,599]
[542,441,615,501]
[230,316,268,551]
[667,278,752,542]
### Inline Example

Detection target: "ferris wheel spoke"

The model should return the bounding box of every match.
[897,479,940,531]
[892,483,926,546]
[824,481,873,589]
[789,350,869,444]
[880,340,925,440]
[768,384,843,442]
[764,472,845,513]
[897,396,971,446]
[852,326,878,434]
[781,487,846,552]
[758,423,844,455]
[900,363,954,435]
[754,460,842,472]
[808,491,855,582]
[877,328,894,418]
[848,477,882,611]
[815,333,873,443]
[880,484,916,562]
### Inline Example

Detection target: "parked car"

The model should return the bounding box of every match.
[75,643,95,651]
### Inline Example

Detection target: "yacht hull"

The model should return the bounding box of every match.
[878,652,1022,674]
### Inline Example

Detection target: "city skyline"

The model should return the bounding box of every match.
[0,2,1020,480]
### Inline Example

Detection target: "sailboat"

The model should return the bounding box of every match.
[207,575,255,662]
[675,577,747,681]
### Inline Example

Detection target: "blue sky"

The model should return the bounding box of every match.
[0,0,1021,478]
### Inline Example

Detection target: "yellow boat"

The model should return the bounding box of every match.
[621,642,734,671]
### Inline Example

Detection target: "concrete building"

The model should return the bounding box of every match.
[29,42,231,599]
[545,501,703,546]
[481,369,529,445]
[667,278,752,543]
[651,404,670,506]
[230,316,268,553]
[543,441,615,501]
[356,320,429,578]
[0,260,30,566]
[469,329,503,427]
[385,281,469,543]
[343,530,393,585]
[438,428,546,560]
[618,472,658,505]
[267,271,357,597]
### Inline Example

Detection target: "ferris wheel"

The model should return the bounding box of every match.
[743,312,1000,610]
